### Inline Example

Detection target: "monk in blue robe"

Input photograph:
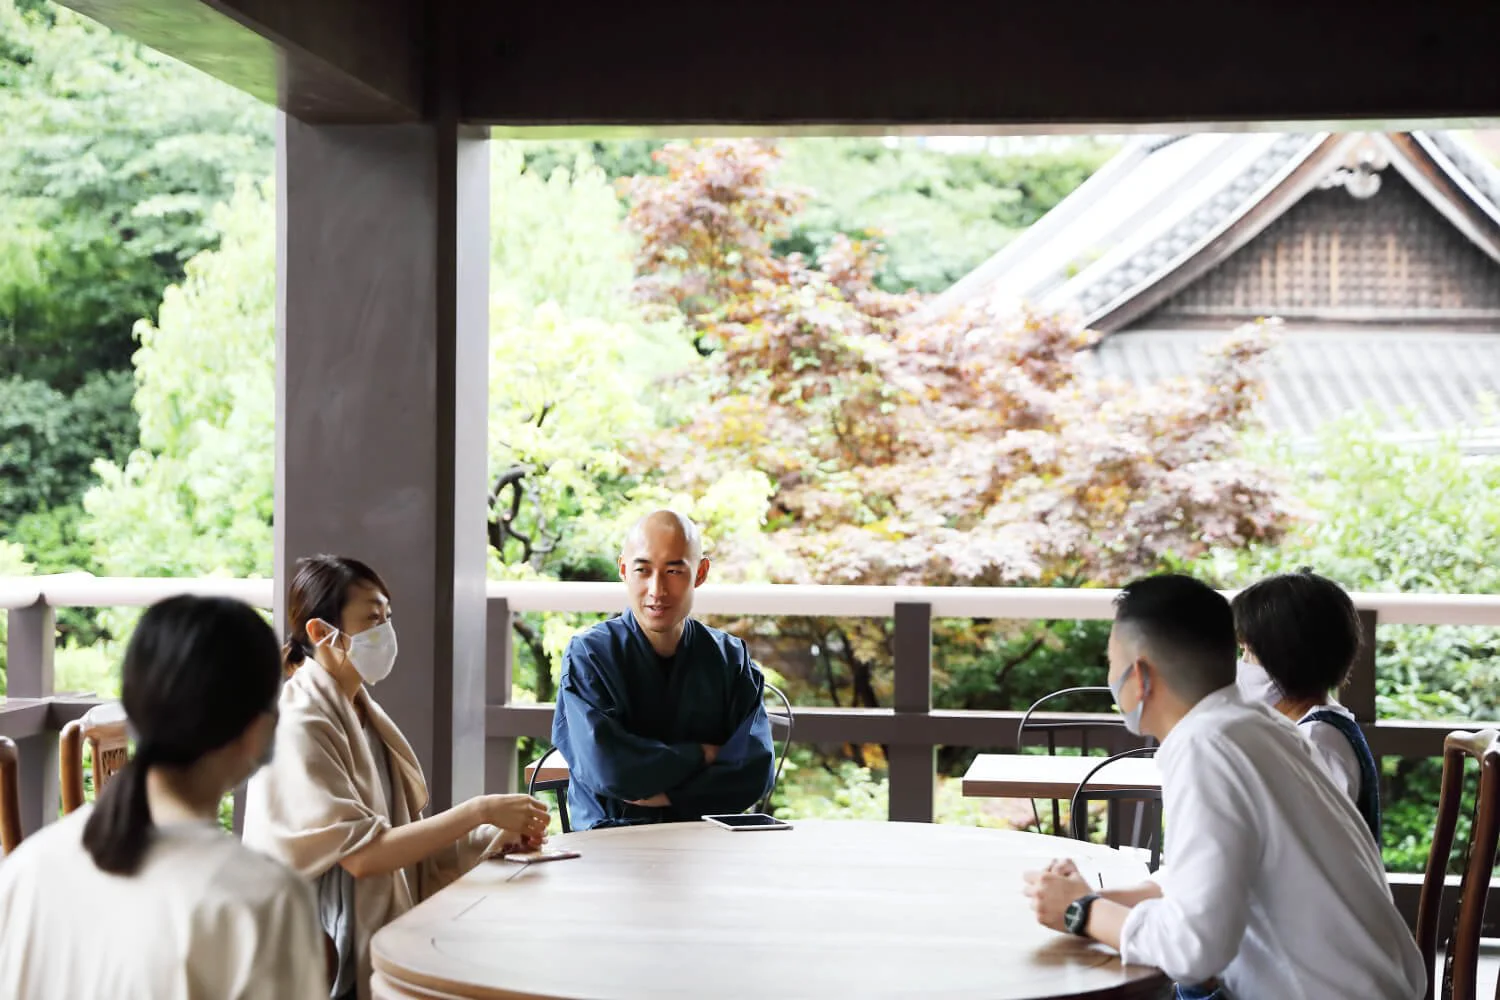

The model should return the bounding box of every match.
[551,510,776,831]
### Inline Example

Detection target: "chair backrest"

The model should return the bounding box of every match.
[1416,729,1500,1000]
[759,682,794,813]
[0,736,22,855]
[1018,686,1144,835]
[1068,746,1163,873]
[60,702,131,815]
[1017,686,1133,755]
[526,745,572,834]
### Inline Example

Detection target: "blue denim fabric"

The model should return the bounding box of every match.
[1175,984,1224,1000]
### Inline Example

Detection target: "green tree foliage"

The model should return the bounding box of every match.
[623,141,1289,792]
[0,370,134,533]
[0,0,272,386]
[83,179,276,579]
[1210,423,1500,871]
[773,139,1115,293]
[518,137,1112,296]
[0,539,33,689]
[519,139,664,184]
[487,144,766,702]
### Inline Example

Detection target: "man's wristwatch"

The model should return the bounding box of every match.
[1063,893,1100,936]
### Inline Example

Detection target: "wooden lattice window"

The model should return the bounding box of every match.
[1142,170,1500,323]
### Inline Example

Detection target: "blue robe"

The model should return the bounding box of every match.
[551,610,776,831]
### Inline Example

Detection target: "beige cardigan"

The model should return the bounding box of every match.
[242,662,503,1000]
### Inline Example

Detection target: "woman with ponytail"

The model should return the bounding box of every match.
[243,555,549,1000]
[0,595,326,999]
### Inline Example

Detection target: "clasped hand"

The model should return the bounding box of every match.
[626,744,719,808]
[1021,859,1094,933]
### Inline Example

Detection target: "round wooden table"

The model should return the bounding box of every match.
[371,820,1166,1000]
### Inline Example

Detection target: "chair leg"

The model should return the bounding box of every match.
[1151,806,1163,873]
[557,792,571,834]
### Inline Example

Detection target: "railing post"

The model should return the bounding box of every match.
[1349,609,1378,724]
[889,602,935,823]
[485,597,518,794]
[7,599,55,700]
[231,781,248,838]
[7,599,59,836]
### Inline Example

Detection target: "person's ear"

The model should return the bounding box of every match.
[304,618,336,647]
[695,557,711,588]
[1135,658,1153,699]
[618,558,628,583]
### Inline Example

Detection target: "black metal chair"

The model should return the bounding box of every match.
[1069,745,1163,872]
[1016,686,1143,835]
[759,681,794,813]
[526,745,572,833]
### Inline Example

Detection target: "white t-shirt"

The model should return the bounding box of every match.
[0,807,326,1000]
[1297,702,1363,803]
[1119,688,1424,1000]
[1236,659,1364,805]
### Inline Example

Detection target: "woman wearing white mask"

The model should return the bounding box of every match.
[1231,568,1380,843]
[243,555,549,1000]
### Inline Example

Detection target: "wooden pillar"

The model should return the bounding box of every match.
[485,597,518,794]
[7,601,58,836]
[889,602,935,823]
[274,114,490,811]
[1349,608,1378,724]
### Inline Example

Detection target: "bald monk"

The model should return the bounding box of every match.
[551,511,776,830]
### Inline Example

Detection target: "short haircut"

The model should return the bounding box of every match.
[1113,574,1237,701]
[1231,569,1361,701]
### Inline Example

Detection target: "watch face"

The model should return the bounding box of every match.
[1064,896,1093,935]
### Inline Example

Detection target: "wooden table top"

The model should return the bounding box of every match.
[371,819,1165,1000]
[962,754,1161,800]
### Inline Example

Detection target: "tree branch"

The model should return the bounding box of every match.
[512,616,555,702]
[992,635,1047,692]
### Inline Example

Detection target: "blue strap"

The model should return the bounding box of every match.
[1302,709,1382,844]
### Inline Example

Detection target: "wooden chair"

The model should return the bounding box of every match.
[0,736,23,855]
[1415,729,1500,1000]
[60,703,131,814]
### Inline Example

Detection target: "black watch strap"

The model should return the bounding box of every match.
[1064,893,1100,936]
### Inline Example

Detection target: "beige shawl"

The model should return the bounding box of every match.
[242,662,502,1000]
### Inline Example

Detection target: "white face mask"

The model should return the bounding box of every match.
[316,619,399,685]
[1236,657,1282,707]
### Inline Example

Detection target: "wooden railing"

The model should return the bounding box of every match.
[484,581,1500,811]
[5,575,1499,927]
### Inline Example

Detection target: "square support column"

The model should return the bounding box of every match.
[275,114,490,810]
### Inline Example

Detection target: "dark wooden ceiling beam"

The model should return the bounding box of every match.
[57,0,421,123]
[50,0,1500,129]
[463,0,1500,131]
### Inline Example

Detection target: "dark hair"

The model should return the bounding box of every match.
[82,596,281,875]
[1114,574,1237,698]
[282,554,390,675]
[1231,568,1361,701]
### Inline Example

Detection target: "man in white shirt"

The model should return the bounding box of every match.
[1023,574,1426,1000]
